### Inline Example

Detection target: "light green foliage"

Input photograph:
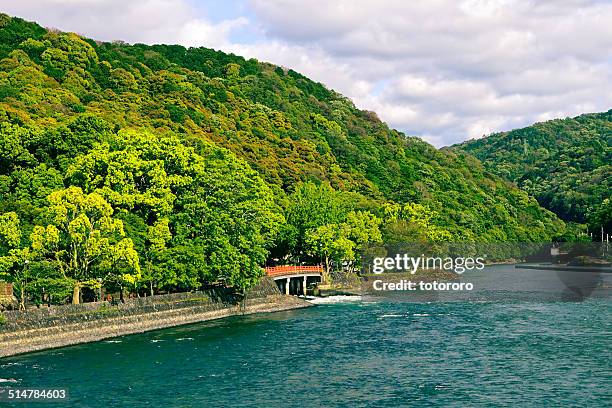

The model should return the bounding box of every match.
[283,182,350,256]
[0,123,37,173]
[41,47,69,79]
[68,129,284,290]
[590,198,611,234]
[0,211,20,250]
[383,203,453,243]
[344,211,383,251]
[41,187,140,303]
[305,224,355,280]
[141,218,171,294]
[0,13,588,303]
[148,218,171,252]
[0,212,21,281]
[300,193,382,280]
[225,63,240,79]
[67,130,179,216]
[0,211,34,309]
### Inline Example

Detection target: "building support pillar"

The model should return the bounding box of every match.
[303,276,308,296]
[285,277,290,295]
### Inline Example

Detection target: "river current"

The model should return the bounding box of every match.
[1,265,610,407]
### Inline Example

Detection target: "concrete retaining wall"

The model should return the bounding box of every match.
[0,278,311,358]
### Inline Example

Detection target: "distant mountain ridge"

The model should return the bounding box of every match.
[454,111,611,233]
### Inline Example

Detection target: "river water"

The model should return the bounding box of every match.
[1,265,610,407]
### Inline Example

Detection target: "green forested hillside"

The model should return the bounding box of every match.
[455,111,611,234]
[0,14,567,304]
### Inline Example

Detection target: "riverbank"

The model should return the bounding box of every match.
[0,278,311,358]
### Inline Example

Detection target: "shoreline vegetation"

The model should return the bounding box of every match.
[0,13,580,317]
[4,259,610,356]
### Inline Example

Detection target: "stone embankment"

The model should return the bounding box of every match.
[0,278,311,358]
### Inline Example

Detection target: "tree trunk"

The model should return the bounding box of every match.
[72,283,81,304]
[240,289,246,311]
[19,285,26,311]
[150,281,154,297]
[324,255,331,283]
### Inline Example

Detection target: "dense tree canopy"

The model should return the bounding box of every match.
[0,14,577,305]
[455,111,611,235]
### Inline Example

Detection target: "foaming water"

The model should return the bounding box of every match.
[1,267,610,407]
[307,295,362,304]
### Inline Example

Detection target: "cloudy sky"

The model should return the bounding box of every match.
[3,0,611,146]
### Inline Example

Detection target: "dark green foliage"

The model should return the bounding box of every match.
[0,14,46,60]
[0,13,581,304]
[455,111,611,234]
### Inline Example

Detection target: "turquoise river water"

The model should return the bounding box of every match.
[1,265,610,407]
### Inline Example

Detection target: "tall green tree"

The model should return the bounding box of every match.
[305,210,382,281]
[382,203,453,243]
[37,187,140,303]
[142,218,172,295]
[305,224,354,282]
[283,182,351,260]
[0,212,28,309]
[68,130,284,290]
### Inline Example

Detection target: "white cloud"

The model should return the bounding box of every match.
[246,0,612,145]
[1,0,243,49]
[176,17,248,48]
[2,0,611,146]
